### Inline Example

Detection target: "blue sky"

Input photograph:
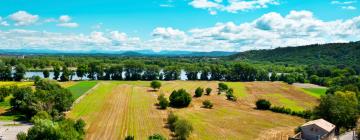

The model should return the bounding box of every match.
[0,0,359,52]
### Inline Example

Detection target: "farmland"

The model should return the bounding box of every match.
[68,81,319,140]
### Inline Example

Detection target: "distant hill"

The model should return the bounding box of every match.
[0,49,236,57]
[229,41,360,66]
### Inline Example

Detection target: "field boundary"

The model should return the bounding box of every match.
[70,82,100,109]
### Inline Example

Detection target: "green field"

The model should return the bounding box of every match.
[68,81,316,140]
[67,81,98,100]
[302,88,327,98]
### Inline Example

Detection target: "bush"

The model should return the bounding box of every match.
[169,89,192,108]
[205,88,212,95]
[194,87,203,97]
[0,86,11,102]
[269,106,312,119]
[125,136,135,140]
[218,83,228,94]
[167,112,179,131]
[148,133,166,140]
[226,88,237,101]
[255,99,271,110]
[202,100,213,109]
[151,80,162,90]
[158,94,169,109]
[174,119,193,140]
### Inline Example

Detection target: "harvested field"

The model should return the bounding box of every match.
[68,81,318,140]
[244,82,319,111]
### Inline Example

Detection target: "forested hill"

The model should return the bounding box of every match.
[229,41,360,66]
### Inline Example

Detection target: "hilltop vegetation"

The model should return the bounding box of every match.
[230,41,360,66]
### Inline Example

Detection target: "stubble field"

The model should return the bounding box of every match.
[67,80,320,140]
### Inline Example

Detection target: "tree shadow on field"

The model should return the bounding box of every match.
[147,89,158,92]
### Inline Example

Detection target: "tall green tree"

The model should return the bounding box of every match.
[313,91,359,133]
[76,64,88,80]
[53,65,61,80]
[14,63,27,81]
[43,70,50,78]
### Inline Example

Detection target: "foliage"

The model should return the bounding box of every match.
[194,87,204,97]
[202,100,213,109]
[218,83,228,94]
[157,93,169,109]
[53,65,61,80]
[14,64,26,81]
[169,89,192,108]
[19,118,86,140]
[205,87,212,95]
[125,136,135,140]
[150,80,161,90]
[148,133,166,140]
[313,91,359,131]
[270,106,312,119]
[174,119,193,140]
[10,79,74,119]
[35,79,62,91]
[256,99,271,110]
[225,88,237,101]
[167,112,178,131]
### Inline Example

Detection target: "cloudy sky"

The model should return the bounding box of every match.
[0,0,359,52]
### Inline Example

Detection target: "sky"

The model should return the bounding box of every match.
[0,0,360,52]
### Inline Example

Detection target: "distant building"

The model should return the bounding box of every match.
[290,119,335,140]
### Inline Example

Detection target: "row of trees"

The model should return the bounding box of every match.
[0,64,27,81]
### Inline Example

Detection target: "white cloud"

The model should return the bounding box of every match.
[59,15,71,23]
[189,0,279,15]
[341,6,356,10]
[152,27,186,39]
[331,0,357,10]
[1,21,10,27]
[9,11,39,26]
[57,22,79,28]
[1,10,360,52]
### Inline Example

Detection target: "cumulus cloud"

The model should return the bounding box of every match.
[9,11,39,26]
[59,15,71,23]
[152,27,186,39]
[56,15,79,28]
[189,0,279,15]
[1,10,360,52]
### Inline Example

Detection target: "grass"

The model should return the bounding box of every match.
[0,81,33,87]
[301,88,327,98]
[263,93,304,111]
[224,82,248,98]
[67,81,98,100]
[68,81,312,140]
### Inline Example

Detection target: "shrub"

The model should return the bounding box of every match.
[125,136,135,140]
[174,119,193,140]
[269,106,312,119]
[255,99,271,110]
[167,112,179,131]
[205,88,212,95]
[194,87,204,97]
[30,111,52,123]
[169,89,192,108]
[151,80,162,90]
[158,94,169,109]
[218,83,228,94]
[202,100,213,109]
[226,88,237,101]
[148,133,166,140]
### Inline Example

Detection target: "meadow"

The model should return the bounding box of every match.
[67,81,319,140]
